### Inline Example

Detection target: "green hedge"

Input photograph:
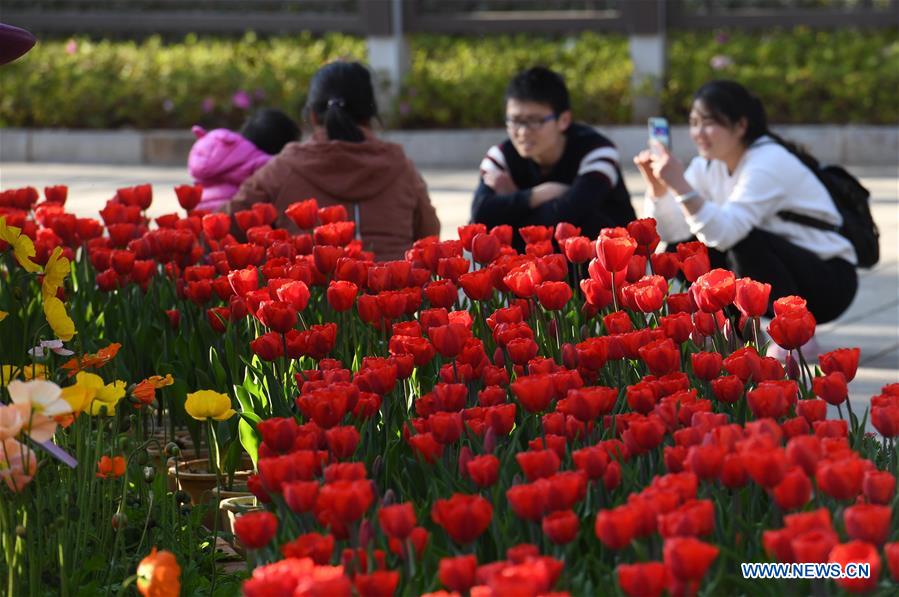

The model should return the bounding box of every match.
[1,29,896,130]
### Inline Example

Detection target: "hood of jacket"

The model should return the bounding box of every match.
[280,138,411,203]
[188,127,271,185]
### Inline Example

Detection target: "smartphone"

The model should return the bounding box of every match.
[647,117,671,152]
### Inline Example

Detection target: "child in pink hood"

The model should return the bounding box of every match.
[188,108,300,212]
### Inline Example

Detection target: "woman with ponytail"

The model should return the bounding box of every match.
[635,80,858,356]
[232,61,440,261]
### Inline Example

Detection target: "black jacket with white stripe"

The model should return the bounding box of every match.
[471,123,636,251]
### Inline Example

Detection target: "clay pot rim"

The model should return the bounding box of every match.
[167,457,255,478]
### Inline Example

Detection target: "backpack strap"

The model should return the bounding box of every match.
[776,210,841,233]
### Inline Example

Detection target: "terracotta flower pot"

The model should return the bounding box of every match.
[220,495,262,555]
[167,457,254,506]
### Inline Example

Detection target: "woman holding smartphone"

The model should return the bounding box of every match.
[634,80,858,356]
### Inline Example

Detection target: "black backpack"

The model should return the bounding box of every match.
[776,160,880,269]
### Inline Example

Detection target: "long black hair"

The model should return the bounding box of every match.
[693,80,818,169]
[305,61,378,143]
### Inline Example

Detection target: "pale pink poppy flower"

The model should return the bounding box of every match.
[0,404,26,440]
[0,438,38,492]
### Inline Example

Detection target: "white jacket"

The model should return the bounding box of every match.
[644,136,857,264]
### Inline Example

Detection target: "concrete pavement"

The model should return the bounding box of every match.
[1,162,896,416]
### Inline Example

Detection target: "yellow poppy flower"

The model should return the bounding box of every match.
[0,311,7,322]
[43,296,76,342]
[184,390,235,421]
[60,384,94,413]
[73,372,125,416]
[42,247,70,301]
[1,363,47,386]
[0,217,41,273]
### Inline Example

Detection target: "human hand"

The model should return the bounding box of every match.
[634,150,668,198]
[648,141,690,195]
[483,170,518,195]
[529,182,570,208]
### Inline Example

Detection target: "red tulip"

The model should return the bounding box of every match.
[431,493,493,544]
[510,374,555,413]
[796,399,828,423]
[516,449,561,482]
[110,249,135,276]
[768,307,816,350]
[885,542,899,581]
[542,509,579,544]
[686,444,724,480]
[285,199,319,229]
[471,232,501,264]
[747,383,790,419]
[250,332,284,361]
[691,268,736,313]
[535,281,572,310]
[281,532,334,564]
[638,338,680,376]
[691,352,723,381]
[595,505,639,549]
[455,269,492,302]
[617,562,668,597]
[627,218,660,255]
[863,470,895,505]
[734,277,771,318]
[233,511,278,549]
[844,504,892,546]
[772,467,812,511]
[354,571,399,597]
[174,184,202,211]
[325,425,360,460]
[595,227,637,273]
[257,301,297,334]
[660,312,694,344]
[407,432,444,464]
[791,529,838,564]
[276,280,310,312]
[466,454,500,488]
[507,482,547,521]
[327,280,358,312]
[439,555,478,593]
[663,537,719,582]
[561,236,593,263]
[872,402,899,437]
[283,481,320,514]
[378,502,416,541]
[658,499,715,539]
[429,323,470,358]
[819,347,860,382]
[811,371,848,406]
[816,457,865,501]
[316,479,374,526]
[828,541,881,593]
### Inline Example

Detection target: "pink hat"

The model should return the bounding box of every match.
[0,23,36,66]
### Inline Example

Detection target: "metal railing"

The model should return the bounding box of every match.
[3,0,897,35]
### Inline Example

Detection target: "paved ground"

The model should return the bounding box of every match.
[2,162,896,417]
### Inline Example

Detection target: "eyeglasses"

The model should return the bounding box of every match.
[504,114,557,132]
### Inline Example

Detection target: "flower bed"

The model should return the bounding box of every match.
[1,182,898,596]
[2,29,897,130]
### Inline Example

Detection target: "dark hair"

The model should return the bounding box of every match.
[305,61,378,143]
[505,67,571,115]
[240,108,301,155]
[693,80,817,167]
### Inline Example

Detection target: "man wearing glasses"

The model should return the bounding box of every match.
[471,67,636,251]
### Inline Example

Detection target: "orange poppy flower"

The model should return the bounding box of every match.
[62,343,122,377]
[136,548,180,597]
[96,455,126,479]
